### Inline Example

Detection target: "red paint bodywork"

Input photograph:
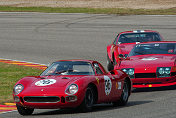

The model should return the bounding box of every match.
[107,30,164,65]
[13,60,131,109]
[115,41,176,88]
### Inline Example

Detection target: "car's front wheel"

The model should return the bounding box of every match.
[78,86,94,112]
[16,104,34,115]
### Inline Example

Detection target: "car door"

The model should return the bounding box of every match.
[93,63,113,102]
[107,70,124,101]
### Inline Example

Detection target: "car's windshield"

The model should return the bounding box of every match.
[41,61,95,76]
[129,43,176,56]
[118,32,161,44]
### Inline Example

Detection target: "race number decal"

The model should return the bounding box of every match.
[141,57,158,61]
[35,79,56,86]
[118,82,122,90]
[104,76,112,95]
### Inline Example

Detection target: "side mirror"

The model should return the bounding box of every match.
[109,70,115,75]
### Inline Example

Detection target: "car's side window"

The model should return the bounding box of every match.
[93,63,103,75]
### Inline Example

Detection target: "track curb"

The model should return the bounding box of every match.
[0,58,47,114]
[0,58,47,70]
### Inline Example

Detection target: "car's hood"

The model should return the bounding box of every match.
[120,55,176,69]
[119,43,137,54]
[28,75,86,87]
[18,75,88,96]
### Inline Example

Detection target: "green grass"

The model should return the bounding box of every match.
[0,6,176,15]
[0,62,43,104]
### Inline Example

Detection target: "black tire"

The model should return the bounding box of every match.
[113,80,129,106]
[16,104,34,115]
[78,86,94,112]
[107,55,114,71]
[113,54,117,65]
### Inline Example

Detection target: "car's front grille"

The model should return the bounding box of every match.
[171,72,176,76]
[135,73,156,78]
[23,96,60,103]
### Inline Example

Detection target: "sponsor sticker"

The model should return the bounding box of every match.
[35,79,56,86]
[104,76,112,95]
[155,44,159,46]
[96,77,99,85]
[118,82,122,90]
[133,30,144,33]
[141,57,158,61]
[116,82,118,89]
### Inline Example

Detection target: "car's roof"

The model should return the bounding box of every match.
[137,41,176,45]
[55,59,98,63]
[119,30,159,34]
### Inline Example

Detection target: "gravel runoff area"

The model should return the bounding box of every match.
[0,0,176,9]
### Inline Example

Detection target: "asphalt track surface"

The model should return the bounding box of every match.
[0,12,176,118]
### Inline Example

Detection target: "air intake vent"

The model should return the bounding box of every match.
[171,72,176,76]
[135,73,156,78]
[23,96,60,103]
[62,77,69,79]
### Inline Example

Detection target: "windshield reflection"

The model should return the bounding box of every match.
[118,32,161,44]
[129,43,176,56]
[41,61,95,76]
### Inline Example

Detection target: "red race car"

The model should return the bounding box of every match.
[107,30,164,71]
[114,41,176,88]
[13,60,132,115]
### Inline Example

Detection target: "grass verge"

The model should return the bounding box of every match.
[0,6,176,15]
[0,62,43,104]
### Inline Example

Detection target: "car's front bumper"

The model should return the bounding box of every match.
[132,76,176,88]
[14,93,84,109]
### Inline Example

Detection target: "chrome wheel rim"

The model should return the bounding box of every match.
[122,82,129,101]
[85,88,93,107]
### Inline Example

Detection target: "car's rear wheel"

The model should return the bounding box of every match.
[113,80,129,106]
[78,86,94,112]
[16,104,34,115]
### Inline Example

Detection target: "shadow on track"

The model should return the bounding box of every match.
[33,100,152,116]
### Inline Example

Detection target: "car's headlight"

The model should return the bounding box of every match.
[157,67,171,78]
[122,68,135,79]
[14,84,24,95]
[158,68,164,75]
[165,67,171,74]
[65,84,78,95]
[128,69,134,75]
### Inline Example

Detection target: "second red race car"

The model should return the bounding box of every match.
[107,30,164,71]
[115,41,176,88]
[13,60,132,115]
